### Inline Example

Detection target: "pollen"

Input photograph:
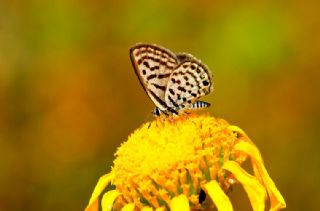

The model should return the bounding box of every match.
[86,114,286,211]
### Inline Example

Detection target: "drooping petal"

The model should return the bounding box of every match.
[223,161,266,211]
[121,203,135,211]
[233,142,286,211]
[170,194,190,211]
[203,180,233,211]
[86,173,114,211]
[101,190,120,211]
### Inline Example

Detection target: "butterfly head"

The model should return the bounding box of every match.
[152,107,161,117]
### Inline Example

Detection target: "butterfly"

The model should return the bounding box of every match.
[130,43,213,116]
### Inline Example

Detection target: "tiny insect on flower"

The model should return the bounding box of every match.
[130,43,213,116]
[85,114,286,211]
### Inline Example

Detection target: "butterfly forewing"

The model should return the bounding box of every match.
[164,58,213,109]
[130,44,178,110]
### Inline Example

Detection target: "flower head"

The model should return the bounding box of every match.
[86,114,286,211]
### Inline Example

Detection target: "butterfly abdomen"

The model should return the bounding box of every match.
[189,101,210,109]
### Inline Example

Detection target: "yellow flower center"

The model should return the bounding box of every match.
[111,114,246,209]
[85,113,286,211]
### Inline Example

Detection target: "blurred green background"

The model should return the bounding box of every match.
[0,0,319,210]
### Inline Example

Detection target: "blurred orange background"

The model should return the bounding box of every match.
[0,0,319,210]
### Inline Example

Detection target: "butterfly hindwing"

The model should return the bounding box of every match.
[164,57,213,109]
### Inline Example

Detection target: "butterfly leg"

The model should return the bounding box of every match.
[166,107,178,122]
[148,121,153,129]
[161,110,170,123]
[152,108,169,123]
[151,107,165,124]
[175,105,190,120]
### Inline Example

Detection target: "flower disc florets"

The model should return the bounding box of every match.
[86,114,286,211]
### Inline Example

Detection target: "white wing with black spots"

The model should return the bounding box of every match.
[130,44,213,115]
[164,58,213,109]
[130,43,178,110]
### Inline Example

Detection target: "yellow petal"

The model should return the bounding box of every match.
[121,203,135,211]
[203,180,233,211]
[85,199,98,211]
[141,206,153,211]
[234,142,286,210]
[228,125,247,136]
[223,161,266,211]
[101,190,120,211]
[170,194,190,211]
[85,173,114,211]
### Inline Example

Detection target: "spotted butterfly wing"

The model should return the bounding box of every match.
[164,55,213,110]
[130,43,178,111]
[130,43,213,115]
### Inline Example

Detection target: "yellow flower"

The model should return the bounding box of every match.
[85,114,286,211]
